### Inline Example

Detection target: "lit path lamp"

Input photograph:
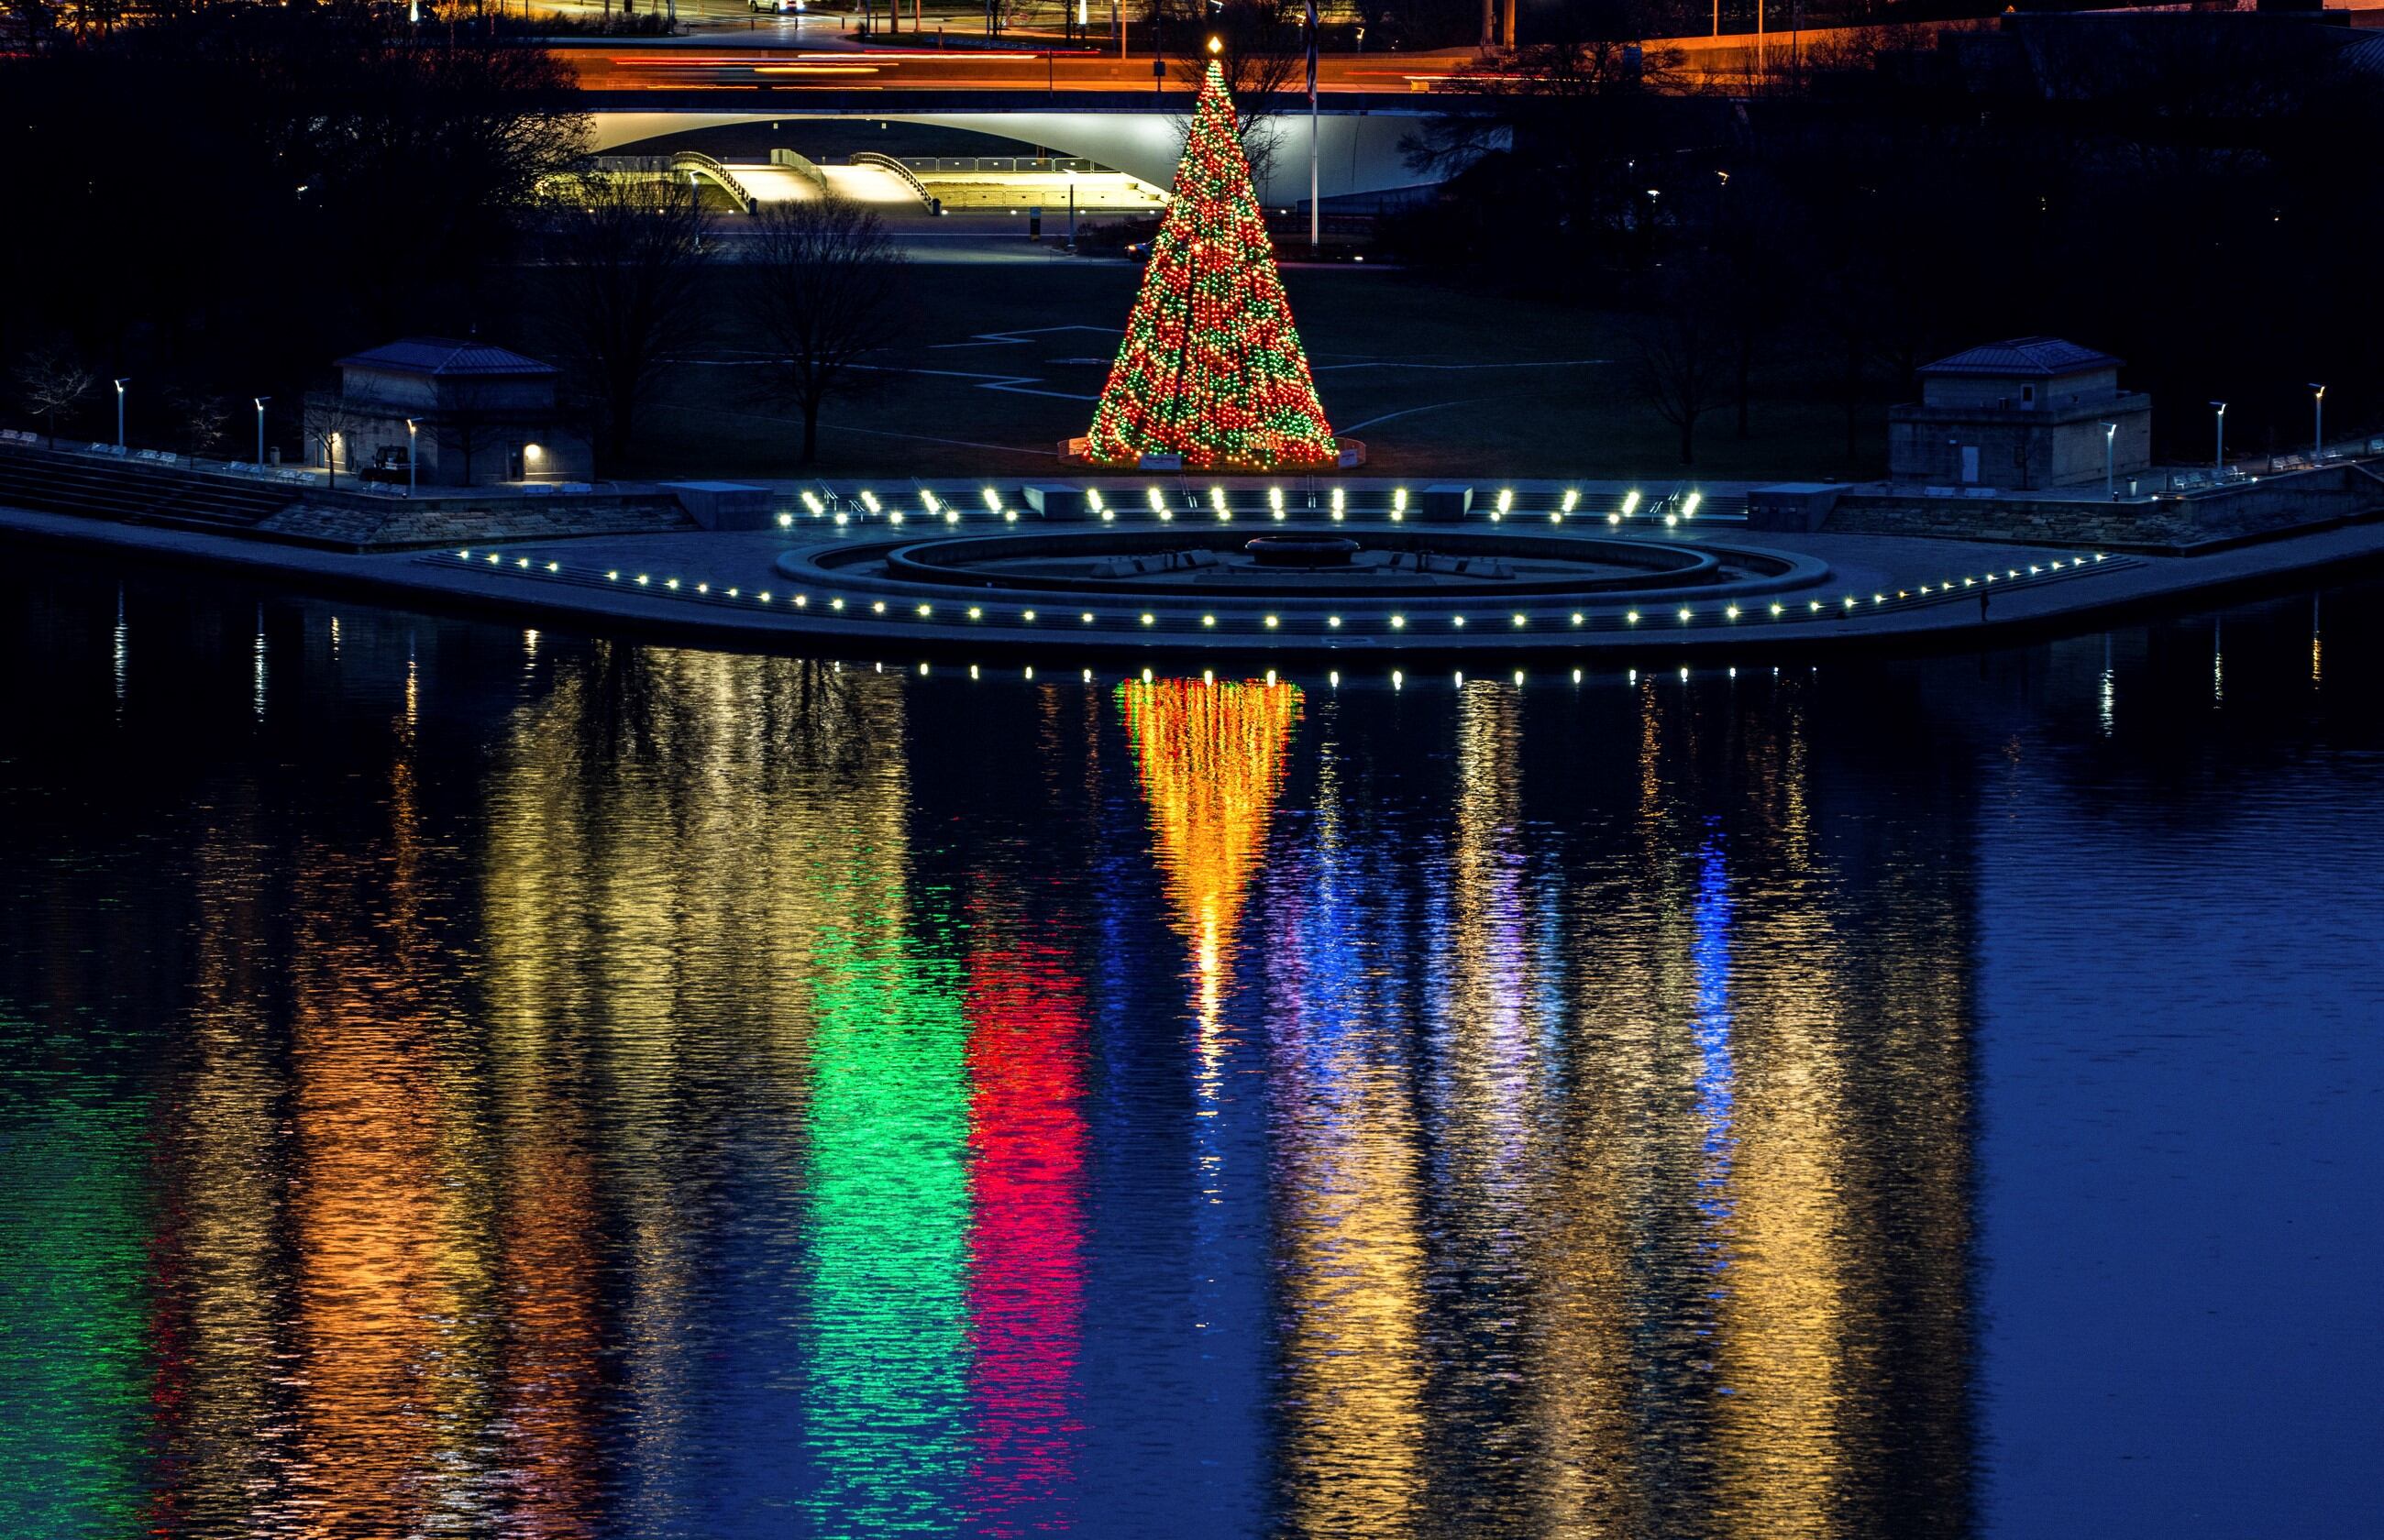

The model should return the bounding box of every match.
[2103,422,2116,499]
[253,396,269,467]
[114,378,127,449]
[2211,401,2226,471]
[405,418,418,498]
[2311,383,2326,461]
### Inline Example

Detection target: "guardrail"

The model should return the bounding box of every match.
[1,428,322,486]
[897,156,1103,175]
[670,150,757,214]
[767,147,831,196]
[851,151,939,213]
[589,152,757,214]
[2160,440,2384,495]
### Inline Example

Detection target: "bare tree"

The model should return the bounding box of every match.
[169,388,235,462]
[1709,170,1786,439]
[544,170,711,469]
[441,373,503,488]
[302,394,370,490]
[1632,264,1729,466]
[1402,11,1689,276]
[747,197,908,466]
[16,346,94,446]
[1164,0,1308,192]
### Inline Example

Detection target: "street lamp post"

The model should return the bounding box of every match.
[2103,422,2116,499]
[405,419,418,498]
[254,397,269,467]
[114,379,127,450]
[1308,0,1320,256]
[2310,383,2325,462]
[2211,401,2226,472]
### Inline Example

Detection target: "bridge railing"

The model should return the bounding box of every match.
[588,152,757,214]
[669,150,757,214]
[897,155,1104,175]
[850,151,939,213]
[767,147,831,196]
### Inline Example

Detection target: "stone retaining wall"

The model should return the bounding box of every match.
[262,493,695,550]
[1825,465,2384,553]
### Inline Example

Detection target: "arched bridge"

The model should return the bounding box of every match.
[589,149,762,213]
[584,89,1456,208]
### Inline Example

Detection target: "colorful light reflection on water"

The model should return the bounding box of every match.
[0,566,2378,1537]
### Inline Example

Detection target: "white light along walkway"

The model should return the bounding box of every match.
[424,538,2129,646]
[6,501,2380,670]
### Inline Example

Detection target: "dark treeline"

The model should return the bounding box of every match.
[0,4,585,456]
[1395,1,2384,467]
[1316,0,2025,54]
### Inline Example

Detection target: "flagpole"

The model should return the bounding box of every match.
[1308,0,1320,254]
[1308,99,1319,255]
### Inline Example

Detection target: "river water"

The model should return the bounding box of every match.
[0,556,2375,1538]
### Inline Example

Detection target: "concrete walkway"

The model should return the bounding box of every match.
[5,503,2380,667]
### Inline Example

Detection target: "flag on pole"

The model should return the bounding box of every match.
[1306,0,1319,98]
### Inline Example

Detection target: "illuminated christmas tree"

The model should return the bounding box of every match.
[1087,60,1338,470]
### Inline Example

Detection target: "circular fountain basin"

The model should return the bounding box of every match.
[1245,534,1362,567]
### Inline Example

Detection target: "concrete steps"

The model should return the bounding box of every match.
[0,444,300,531]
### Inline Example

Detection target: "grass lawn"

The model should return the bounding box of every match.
[625,256,1890,483]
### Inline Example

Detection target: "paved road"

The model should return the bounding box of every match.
[541,6,1985,96]
[545,0,1467,70]
[562,35,1472,96]
[551,4,2384,97]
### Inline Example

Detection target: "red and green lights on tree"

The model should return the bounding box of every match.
[1087,61,1339,470]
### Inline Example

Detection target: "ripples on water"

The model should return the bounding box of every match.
[0,562,2376,1538]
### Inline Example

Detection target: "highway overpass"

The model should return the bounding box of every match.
[568,47,1469,204]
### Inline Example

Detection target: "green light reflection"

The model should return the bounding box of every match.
[0,1012,150,1540]
[802,887,972,1534]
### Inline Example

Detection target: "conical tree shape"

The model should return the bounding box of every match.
[1087,61,1337,470]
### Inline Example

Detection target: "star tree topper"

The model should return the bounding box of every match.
[1086,60,1338,470]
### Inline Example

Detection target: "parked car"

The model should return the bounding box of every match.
[748,0,804,12]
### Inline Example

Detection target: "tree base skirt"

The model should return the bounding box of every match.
[1059,436,1366,472]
